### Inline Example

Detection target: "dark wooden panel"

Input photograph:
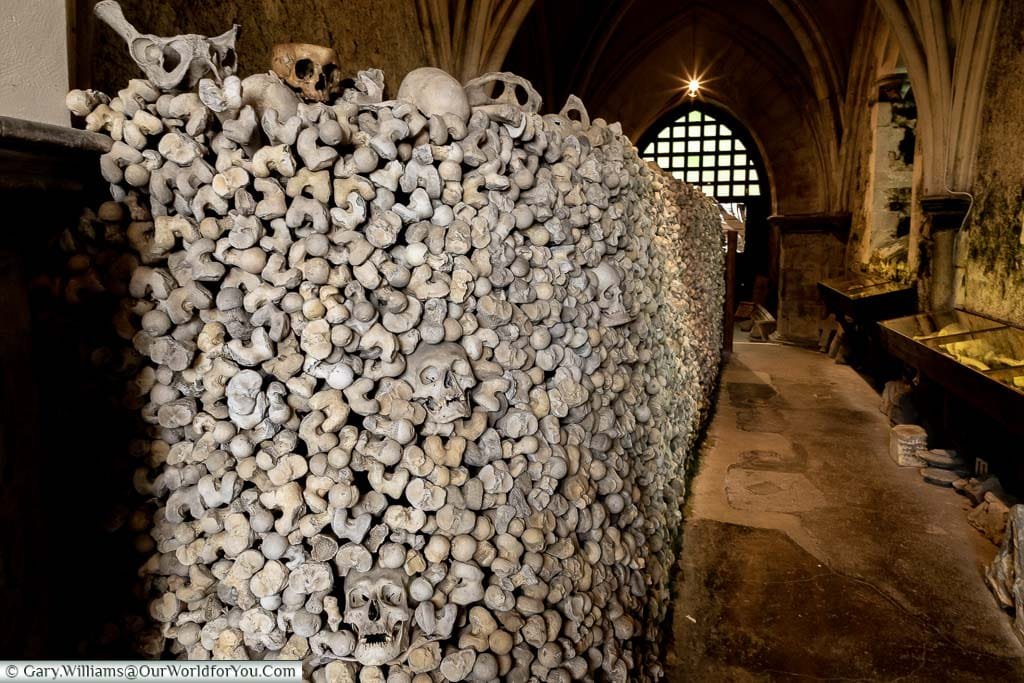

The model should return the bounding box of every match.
[0,117,141,657]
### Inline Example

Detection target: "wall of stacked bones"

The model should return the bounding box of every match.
[63,8,724,679]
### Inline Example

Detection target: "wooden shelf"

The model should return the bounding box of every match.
[0,116,109,193]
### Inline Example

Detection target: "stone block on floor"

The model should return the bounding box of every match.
[921,467,960,487]
[889,424,928,466]
[954,475,1005,506]
[919,448,966,470]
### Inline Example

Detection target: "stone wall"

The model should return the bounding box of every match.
[959,1,1024,326]
[858,79,916,281]
[771,217,847,346]
[0,0,70,125]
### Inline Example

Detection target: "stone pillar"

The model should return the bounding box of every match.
[919,194,971,312]
[858,72,915,269]
[768,214,851,346]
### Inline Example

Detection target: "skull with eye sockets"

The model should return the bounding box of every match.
[343,567,410,666]
[593,261,631,327]
[401,342,476,429]
[271,43,341,102]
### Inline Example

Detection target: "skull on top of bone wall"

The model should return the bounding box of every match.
[396,66,471,124]
[271,43,341,102]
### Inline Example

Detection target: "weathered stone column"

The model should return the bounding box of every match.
[919,194,971,312]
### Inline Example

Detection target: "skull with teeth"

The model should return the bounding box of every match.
[401,342,476,428]
[271,43,342,102]
[343,567,411,666]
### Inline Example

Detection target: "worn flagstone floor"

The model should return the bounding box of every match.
[664,341,1024,681]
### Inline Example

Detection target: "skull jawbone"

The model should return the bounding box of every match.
[426,398,470,425]
[353,622,407,666]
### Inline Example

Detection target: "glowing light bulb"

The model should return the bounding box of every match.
[687,79,701,97]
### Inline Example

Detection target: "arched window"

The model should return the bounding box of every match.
[639,107,765,203]
[640,104,773,313]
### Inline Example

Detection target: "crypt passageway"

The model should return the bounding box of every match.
[1,0,1023,679]
[666,340,1024,681]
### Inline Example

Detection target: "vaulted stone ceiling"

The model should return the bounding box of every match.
[504,0,869,214]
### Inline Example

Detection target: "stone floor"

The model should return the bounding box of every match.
[663,340,1024,681]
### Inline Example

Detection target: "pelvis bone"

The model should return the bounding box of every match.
[94,0,237,92]
[464,71,542,125]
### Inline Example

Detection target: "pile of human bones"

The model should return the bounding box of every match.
[65,1,723,679]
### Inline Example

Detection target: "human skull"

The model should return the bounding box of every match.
[401,342,476,426]
[95,1,237,92]
[593,261,631,327]
[271,43,341,102]
[343,567,411,666]
[397,67,470,125]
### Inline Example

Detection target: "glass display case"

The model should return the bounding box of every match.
[819,275,913,301]
[818,274,918,370]
[925,326,1024,391]
[818,274,916,317]
[882,309,1006,341]
[880,310,1024,432]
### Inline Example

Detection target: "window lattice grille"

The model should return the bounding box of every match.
[641,109,761,200]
